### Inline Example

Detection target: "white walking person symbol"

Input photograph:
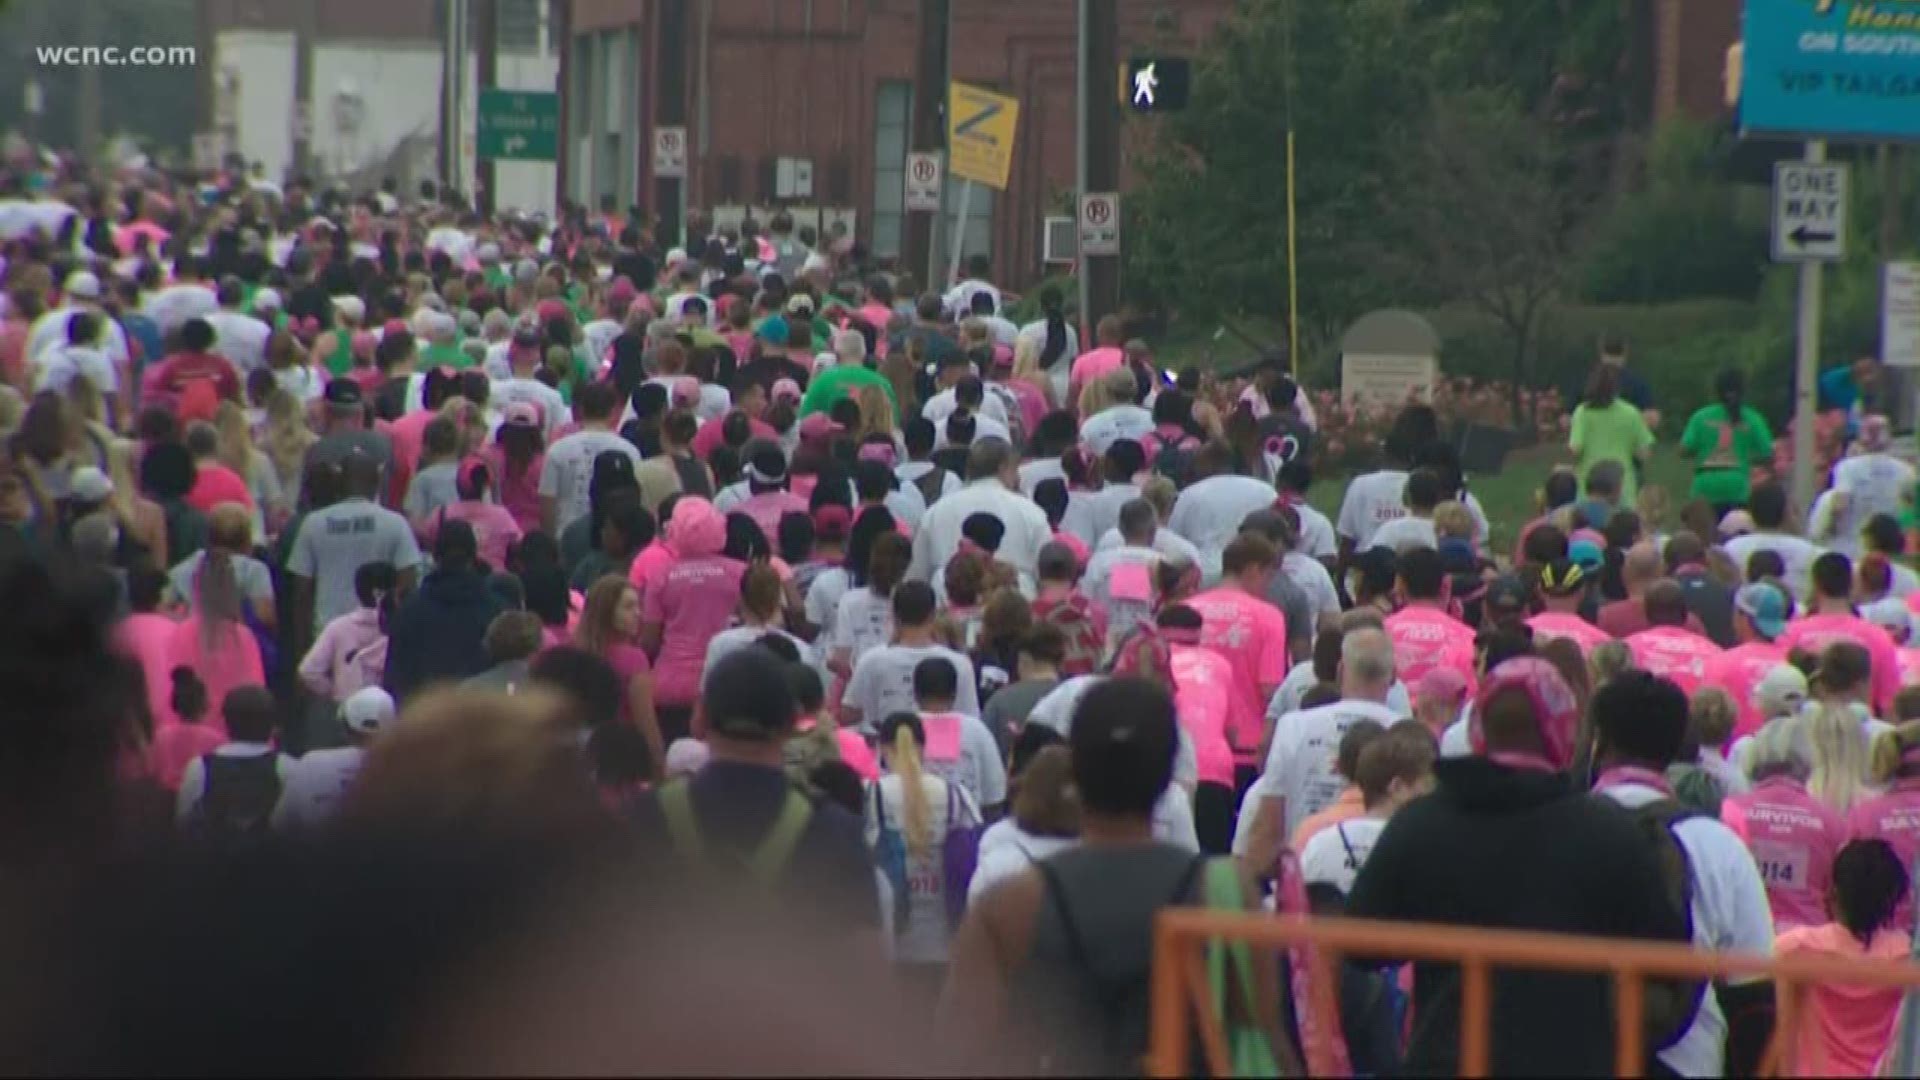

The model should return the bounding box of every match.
[1133,62,1157,107]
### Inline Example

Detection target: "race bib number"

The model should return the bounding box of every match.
[1751,839,1810,891]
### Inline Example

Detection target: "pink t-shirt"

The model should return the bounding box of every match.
[1170,644,1237,787]
[1385,605,1479,697]
[1069,346,1125,405]
[691,414,780,461]
[485,447,547,534]
[627,540,678,602]
[1900,648,1920,689]
[1186,587,1291,759]
[837,728,880,780]
[856,302,894,359]
[1624,626,1723,697]
[430,500,525,571]
[168,616,265,738]
[1719,776,1847,931]
[148,722,228,791]
[383,409,438,505]
[1005,378,1049,437]
[641,555,746,707]
[1703,642,1788,743]
[117,612,185,727]
[186,464,256,514]
[1524,612,1613,657]
[1775,922,1911,1078]
[1777,612,1901,716]
[734,490,811,547]
[1848,780,1920,929]
[598,641,654,727]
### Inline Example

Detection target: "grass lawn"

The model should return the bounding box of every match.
[1305,442,1695,559]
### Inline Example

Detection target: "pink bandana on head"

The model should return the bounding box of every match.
[857,441,898,467]
[1469,657,1580,774]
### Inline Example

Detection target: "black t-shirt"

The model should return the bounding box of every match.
[373,376,412,424]
[628,760,879,934]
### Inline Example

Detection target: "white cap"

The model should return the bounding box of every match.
[63,270,101,300]
[664,738,710,777]
[251,288,283,312]
[331,295,366,323]
[476,241,501,263]
[1754,664,1808,720]
[70,465,113,503]
[341,687,395,735]
[801,251,831,276]
[665,247,689,268]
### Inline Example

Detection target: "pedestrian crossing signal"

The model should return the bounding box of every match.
[1123,57,1190,113]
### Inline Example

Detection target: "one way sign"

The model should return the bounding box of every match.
[1773,161,1848,263]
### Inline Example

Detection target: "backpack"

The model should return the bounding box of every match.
[1148,432,1200,486]
[189,753,283,844]
[1036,593,1104,676]
[657,779,812,887]
[1608,796,1710,1053]
[912,464,952,507]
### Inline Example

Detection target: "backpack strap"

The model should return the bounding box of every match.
[657,779,703,859]
[1336,822,1361,868]
[748,788,814,884]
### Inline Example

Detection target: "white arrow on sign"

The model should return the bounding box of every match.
[504,135,527,155]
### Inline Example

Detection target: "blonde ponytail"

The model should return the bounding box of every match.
[1873,722,1920,785]
[893,723,933,855]
[1808,704,1871,813]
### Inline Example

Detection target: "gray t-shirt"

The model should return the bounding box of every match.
[404,461,461,522]
[981,677,1058,754]
[168,550,274,612]
[287,497,422,633]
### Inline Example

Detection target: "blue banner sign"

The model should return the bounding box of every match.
[1742,0,1920,141]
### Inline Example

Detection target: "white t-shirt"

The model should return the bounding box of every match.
[1335,469,1409,550]
[1061,483,1141,548]
[909,479,1053,581]
[703,624,823,684]
[1294,503,1339,560]
[696,384,732,424]
[205,310,273,374]
[28,305,130,368]
[1265,663,1413,722]
[935,411,1012,449]
[1079,405,1156,456]
[900,461,965,504]
[1828,452,1917,557]
[270,747,367,831]
[944,280,1002,321]
[1096,526,1204,569]
[1601,782,1775,1078]
[866,773,980,963]
[168,551,275,612]
[1299,815,1388,895]
[1244,698,1402,844]
[1026,675,1200,850]
[844,643,981,728]
[143,284,220,336]
[1018,457,1067,497]
[489,377,571,439]
[831,587,895,672]
[969,820,1077,904]
[1167,474,1278,581]
[918,710,1008,810]
[804,566,852,638]
[1721,533,1824,603]
[582,318,623,365]
[923,387,1009,427]
[1366,515,1439,554]
[538,429,641,531]
[32,344,117,396]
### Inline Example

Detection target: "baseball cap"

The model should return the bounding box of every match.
[63,270,101,300]
[340,687,396,735]
[701,647,797,741]
[812,504,852,541]
[513,258,540,283]
[1412,665,1470,708]
[330,295,366,323]
[1539,558,1587,597]
[1862,597,1913,643]
[476,242,501,263]
[746,446,789,485]
[785,293,816,317]
[1734,581,1789,640]
[664,737,711,777]
[252,288,283,312]
[501,401,541,429]
[1718,510,1756,540]
[664,247,690,269]
[70,466,114,504]
[1754,664,1809,719]
[1567,538,1604,572]
[1470,657,1580,774]
[991,343,1015,369]
[771,377,802,405]
[1483,574,1529,617]
[324,378,364,408]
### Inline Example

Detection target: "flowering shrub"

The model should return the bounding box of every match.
[1769,410,1848,485]
[1303,379,1567,474]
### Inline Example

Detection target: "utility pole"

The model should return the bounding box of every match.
[292,0,318,181]
[654,0,690,245]
[1077,0,1121,332]
[439,0,469,199]
[552,0,571,211]
[475,0,499,214]
[904,0,950,288]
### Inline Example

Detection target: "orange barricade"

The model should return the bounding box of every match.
[1148,910,1920,1078]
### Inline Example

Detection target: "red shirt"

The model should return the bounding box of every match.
[691,412,779,461]
[140,351,241,415]
[185,463,255,514]
[1595,597,1709,639]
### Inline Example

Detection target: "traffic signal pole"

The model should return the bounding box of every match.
[1078,0,1121,334]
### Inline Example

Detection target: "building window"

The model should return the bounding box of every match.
[871,81,910,259]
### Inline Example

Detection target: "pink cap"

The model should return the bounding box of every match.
[627,294,657,319]
[991,343,1015,368]
[1470,658,1579,774]
[771,378,802,405]
[605,276,638,306]
[670,377,701,407]
[535,299,570,324]
[1413,666,1471,706]
[798,412,842,444]
[501,402,541,429]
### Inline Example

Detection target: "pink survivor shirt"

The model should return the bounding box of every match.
[1720,776,1847,931]
[1624,626,1722,697]
[640,555,745,707]
[1385,606,1478,696]
[1848,779,1920,929]
[1170,644,1237,788]
[1702,642,1787,744]
[1185,587,1290,760]
[1525,612,1613,657]
[1777,613,1900,716]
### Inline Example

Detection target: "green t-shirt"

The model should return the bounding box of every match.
[1680,403,1773,506]
[798,364,897,420]
[484,267,512,293]
[1569,399,1654,506]
[420,342,472,371]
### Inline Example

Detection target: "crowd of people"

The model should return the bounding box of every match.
[0,165,1918,1076]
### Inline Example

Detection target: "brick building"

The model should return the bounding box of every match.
[565,0,1231,284]
[1653,0,1741,125]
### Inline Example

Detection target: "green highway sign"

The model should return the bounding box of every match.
[476,89,559,162]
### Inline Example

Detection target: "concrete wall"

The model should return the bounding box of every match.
[217,29,560,214]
